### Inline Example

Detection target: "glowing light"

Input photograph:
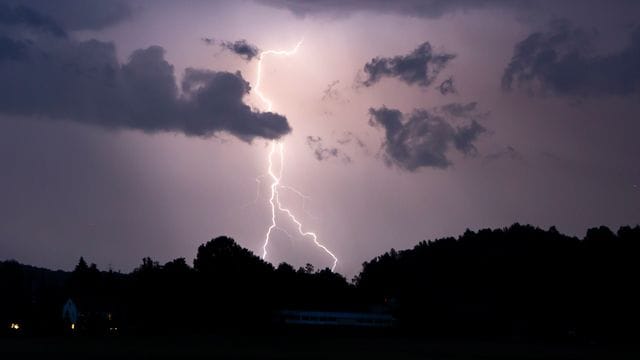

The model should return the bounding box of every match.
[255,41,338,271]
[280,185,319,220]
[71,323,75,330]
[10,322,20,330]
[254,40,303,112]
[261,142,281,260]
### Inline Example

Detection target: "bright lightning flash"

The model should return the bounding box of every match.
[254,40,302,113]
[256,40,338,271]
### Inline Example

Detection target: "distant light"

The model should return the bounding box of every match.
[9,322,20,330]
[71,323,75,330]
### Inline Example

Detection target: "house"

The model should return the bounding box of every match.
[62,298,78,330]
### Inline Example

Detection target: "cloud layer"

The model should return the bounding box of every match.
[259,0,532,19]
[360,42,455,88]
[503,21,640,97]
[0,2,67,37]
[368,103,486,171]
[1,0,132,31]
[0,4,290,141]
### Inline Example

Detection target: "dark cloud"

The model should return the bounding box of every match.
[1,0,132,31]
[453,120,485,155]
[0,3,66,37]
[438,76,457,95]
[502,20,640,97]
[360,42,455,88]
[368,104,486,171]
[181,68,291,140]
[258,0,533,19]
[0,35,26,60]
[220,39,261,61]
[0,7,290,142]
[306,136,351,163]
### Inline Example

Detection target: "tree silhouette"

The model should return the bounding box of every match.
[1,224,638,340]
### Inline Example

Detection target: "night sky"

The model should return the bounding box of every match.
[1,0,639,277]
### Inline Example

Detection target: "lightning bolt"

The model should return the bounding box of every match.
[255,40,338,271]
[254,40,303,113]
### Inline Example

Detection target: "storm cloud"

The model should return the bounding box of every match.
[1,0,132,31]
[0,4,290,141]
[360,42,455,88]
[258,0,533,19]
[502,20,640,97]
[219,39,261,61]
[368,104,486,171]
[0,2,66,37]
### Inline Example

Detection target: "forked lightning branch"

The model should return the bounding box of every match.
[253,40,338,271]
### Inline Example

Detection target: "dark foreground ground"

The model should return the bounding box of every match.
[1,333,638,359]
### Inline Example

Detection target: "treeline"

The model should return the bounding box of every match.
[1,236,355,335]
[356,224,640,340]
[1,224,639,341]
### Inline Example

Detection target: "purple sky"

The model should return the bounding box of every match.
[1,0,639,277]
